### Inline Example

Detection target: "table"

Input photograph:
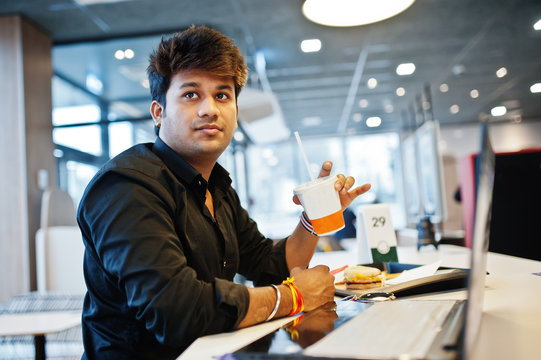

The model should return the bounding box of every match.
[0,310,81,360]
[180,244,541,360]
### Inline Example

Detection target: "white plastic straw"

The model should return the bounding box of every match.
[294,131,315,181]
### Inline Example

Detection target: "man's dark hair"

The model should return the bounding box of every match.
[147,25,248,109]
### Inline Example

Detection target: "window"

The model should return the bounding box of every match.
[245,133,404,238]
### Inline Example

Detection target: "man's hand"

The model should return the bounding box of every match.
[293,161,371,211]
[290,265,335,312]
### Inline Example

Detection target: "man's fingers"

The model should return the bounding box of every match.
[348,183,372,199]
[317,161,333,178]
[340,176,356,194]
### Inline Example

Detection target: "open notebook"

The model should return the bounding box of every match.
[229,123,495,360]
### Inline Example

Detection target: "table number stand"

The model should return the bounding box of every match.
[356,204,399,264]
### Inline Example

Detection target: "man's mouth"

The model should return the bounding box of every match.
[196,123,222,136]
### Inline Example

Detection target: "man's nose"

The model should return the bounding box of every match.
[198,96,219,118]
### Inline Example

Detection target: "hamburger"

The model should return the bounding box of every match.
[343,265,399,290]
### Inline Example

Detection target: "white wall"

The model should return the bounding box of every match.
[439,121,541,160]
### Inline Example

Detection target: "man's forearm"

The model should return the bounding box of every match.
[285,221,319,271]
[237,285,293,328]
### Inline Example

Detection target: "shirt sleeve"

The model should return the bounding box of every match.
[225,188,290,285]
[78,168,250,348]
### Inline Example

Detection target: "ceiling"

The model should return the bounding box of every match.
[2,0,541,142]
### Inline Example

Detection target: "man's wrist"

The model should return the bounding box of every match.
[300,212,317,236]
[265,284,280,321]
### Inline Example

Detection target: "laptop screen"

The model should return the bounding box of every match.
[462,122,495,359]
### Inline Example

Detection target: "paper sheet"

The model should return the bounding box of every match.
[177,315,299,360]
[386,260,441,285]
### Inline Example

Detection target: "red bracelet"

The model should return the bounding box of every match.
[282,277,305,316]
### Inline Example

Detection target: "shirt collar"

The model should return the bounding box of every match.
[152,137,232,199]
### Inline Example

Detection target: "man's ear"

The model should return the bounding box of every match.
[150,101,163,126]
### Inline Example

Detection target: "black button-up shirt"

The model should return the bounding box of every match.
[78,138,289,359]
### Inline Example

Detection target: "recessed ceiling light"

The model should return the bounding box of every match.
[124,49,134,59]
[396,87,406,96]
[396,63,416,76]
[491,106,507,116]
[367,77,378,89]
[359,99,369,108]
[449,104,460,114]
[496,67,507,78]
[114,49,125,60]
[534,19,541,30]
[422,101,431,110]
[140,79,150,89]
[352,113,363,122]
[302,0,416,27]
[366,116,382,127]
[470,89,479,98]
[300,39,322,53]
[385,104,394,113]
[440,83,449,93]
[530,83,541,93]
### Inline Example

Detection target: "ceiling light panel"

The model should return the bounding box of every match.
[302,0,416,27]
[300,39,322,53]
[366,116,381,127]
[396,63,416,75]
[491,106,507,116]
[530,83,541,93]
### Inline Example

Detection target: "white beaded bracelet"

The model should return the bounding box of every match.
[300,212,317,236]
[266,284,280,322]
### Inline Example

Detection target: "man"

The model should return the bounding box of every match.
[78,25,371,359]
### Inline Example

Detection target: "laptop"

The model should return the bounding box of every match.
[228,123,495,360]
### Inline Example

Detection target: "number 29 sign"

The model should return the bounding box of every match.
[356,203,398,263]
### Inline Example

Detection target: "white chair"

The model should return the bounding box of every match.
[36,226,86,294]
[35,188,86,294]
[40,187,78,228]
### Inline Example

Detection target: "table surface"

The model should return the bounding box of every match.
[0,310,81,336]
[180,243,541,360]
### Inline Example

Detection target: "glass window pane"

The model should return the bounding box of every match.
[246,142,302,238]
[52,76,101,126]
[65,161,99,206]
[244,133,405,238]
[53,125,102,156]
[109,120,155,157]
[108,100,151,121]
[345,133,405,227]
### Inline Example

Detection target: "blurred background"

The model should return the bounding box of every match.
[1,0,541,300]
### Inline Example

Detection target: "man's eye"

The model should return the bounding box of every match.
[216,93,229,100]
[184,92,197,99]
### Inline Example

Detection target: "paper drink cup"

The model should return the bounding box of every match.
[293,175,345,236]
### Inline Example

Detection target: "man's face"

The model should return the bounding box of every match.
[155,69,238,166]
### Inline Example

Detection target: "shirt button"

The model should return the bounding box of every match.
[198,180,202,186]
[223,260,227,268]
